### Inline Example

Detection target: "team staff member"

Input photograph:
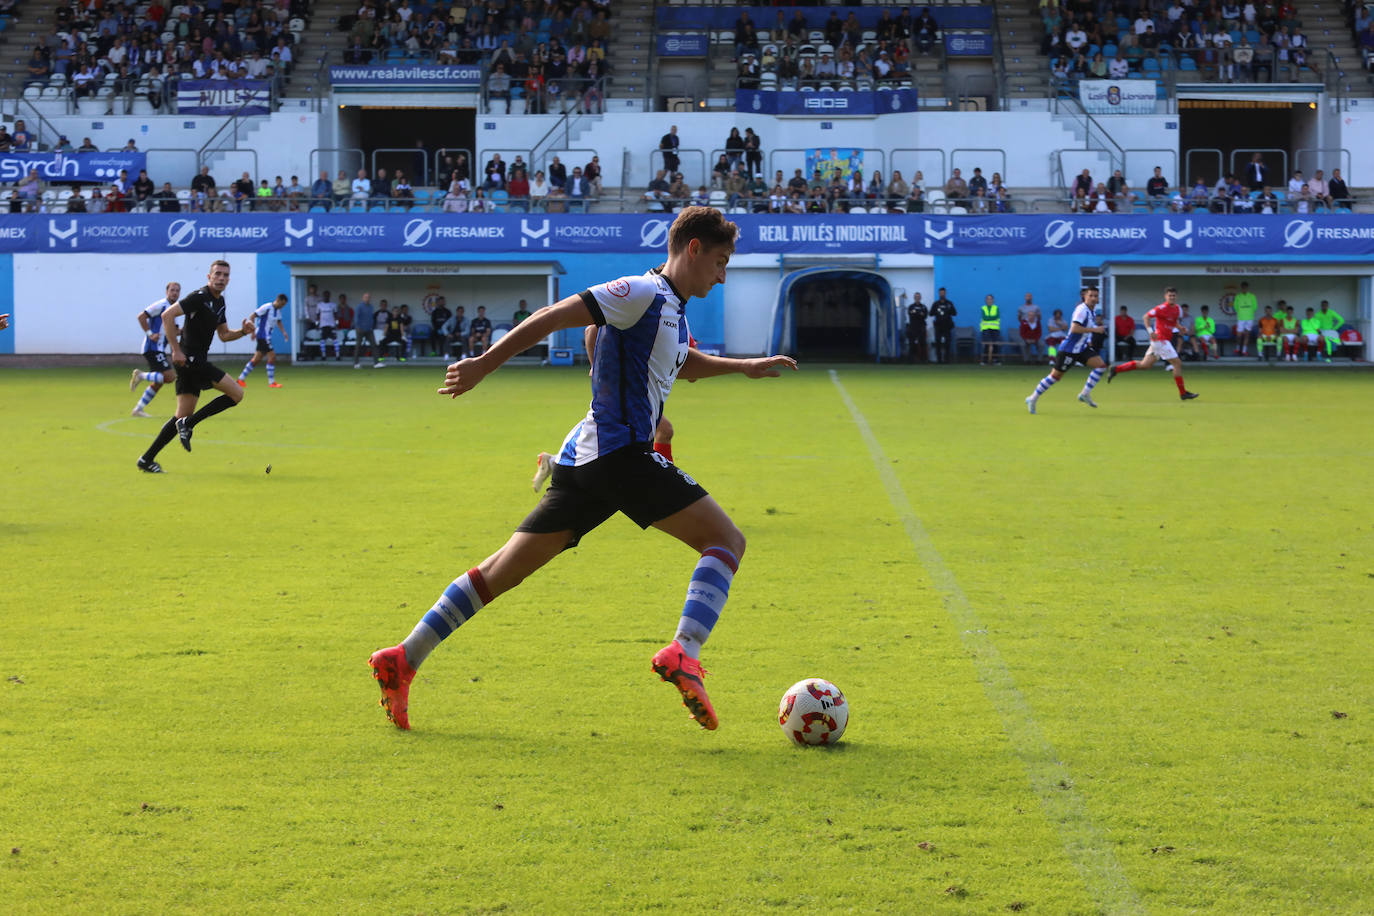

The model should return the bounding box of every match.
[931,287,956,363]
[136,260,253,473]
[905,292,928,363]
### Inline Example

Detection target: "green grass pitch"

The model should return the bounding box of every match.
[1,363,1370,914]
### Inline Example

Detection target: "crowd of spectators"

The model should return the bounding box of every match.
[22,0,309,107]
[731,7,939,91]
[1065,160,1355,213]
[1044,0,1322,83]
[1347,0,1374,69]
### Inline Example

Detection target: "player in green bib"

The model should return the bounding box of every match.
[1316,300,1344,361]
[1300,308,1323,361]
[1195,305,1218,360]
[1278,303,1300,361]
[1231,281,1258,356]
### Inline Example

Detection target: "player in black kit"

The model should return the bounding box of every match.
[905,292,928,363]
[930,288,957,363]
[137,260,254,472]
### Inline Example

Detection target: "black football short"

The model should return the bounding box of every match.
[174,358,226,395]
[255,337,274,354]
[143,351,171,373]
[1054,346,1101,373]
[517,443,709,550]
[320,326,336,340]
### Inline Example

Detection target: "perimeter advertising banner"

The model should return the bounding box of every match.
[329,64,483,88]
[176,80,272,115]
[5,214,1374,257]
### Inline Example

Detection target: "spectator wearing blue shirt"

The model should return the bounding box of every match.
[353,292,378,368]
[311,170,333,211]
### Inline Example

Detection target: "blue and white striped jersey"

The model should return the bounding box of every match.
[1060,302,1095,354]
[252,301,284,341]
[140,298,172,355]
[557,269,691,467]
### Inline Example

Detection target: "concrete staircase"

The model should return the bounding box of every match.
[999,0,1052,99]
[604,0,651,106]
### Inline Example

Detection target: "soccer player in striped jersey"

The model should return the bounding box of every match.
[1025,287,1111,413]
[237,294,290,388]
[370,207,797,732]
[128,282,181,417]
[1108,287,1199,400]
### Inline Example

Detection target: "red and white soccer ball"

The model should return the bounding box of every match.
[778,678,848,747]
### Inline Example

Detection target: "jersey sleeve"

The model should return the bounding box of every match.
[579,275,659,330]
[1070,304,1092,327]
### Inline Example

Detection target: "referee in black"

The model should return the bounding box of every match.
[138,259,254,472]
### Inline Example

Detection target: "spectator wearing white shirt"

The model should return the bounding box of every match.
[1065,23,1088,52]
[246,51,269,78]
[1133,14,1152,35]
[351,169,372,200]
[1109,52,1130,78]
[1288,170,1305,198]
[530,170,550,202]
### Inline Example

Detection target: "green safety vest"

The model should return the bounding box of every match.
[980,303,999,330]
[1196,316,1216,336]
[1317,309,1344,331]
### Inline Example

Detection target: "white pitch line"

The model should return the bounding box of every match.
[830,369,1144,915]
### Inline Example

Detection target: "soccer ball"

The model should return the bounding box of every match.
[778,678,848,747]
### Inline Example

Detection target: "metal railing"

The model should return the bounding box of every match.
[950,148,1008,186]
[1228,148,1289,187]
[1294,148,1352,184]
[370,147,431,186]
[309,148,367,184]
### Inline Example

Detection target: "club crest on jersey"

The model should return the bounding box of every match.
[607,279,631,298]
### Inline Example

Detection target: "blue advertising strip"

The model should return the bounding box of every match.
[657,33,709,56]
[4,214,1374,257]
[176,80,271,115]
[329,64,483,87]
[656,5,992,30]
[737,88,919,115]
[0,152,146,183]
[944,33,993,56]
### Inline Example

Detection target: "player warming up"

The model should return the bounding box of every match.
[1107,287,1199,401]
[136,260,254,472]
[1025,287,1111,413]
[128,282,181,417]
[238,294,289,387]
[370,207,797,731]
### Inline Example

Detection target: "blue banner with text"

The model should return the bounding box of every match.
[3,214,1373,257]
[329,64,483,88]
[656,33,710,56]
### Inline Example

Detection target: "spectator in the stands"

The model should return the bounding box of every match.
[711,153,732,189]
[667,172,690,208]
[310,171,332,210]
[393,173,414,209]
[642,169,670,212]
[545,155,566,190]
[915,8,939,54]
[26,51,51,86]
[658,124,680,175]
[529,170,550,205]
[944,168,969,208]
[78,138,98,152]
[1256,185,1280,214]
[734,10,759,61]
[724,128,746,170]
[1147,166,1171,199]
[887,171,909,210]
[487,63,511,113]
[737,54,760,90]
[508,167,529,201]
[372,168,392,201]
[332,170,352,205]
[583,155,602,197]
[967,167,988,199]
[484,153,506,190]
[443,175,470,212]
[154,182,180,213]
[132,169,155,210]
[1308,169,1333,209]
[1328,168,1350,207]
[350,168,371,202]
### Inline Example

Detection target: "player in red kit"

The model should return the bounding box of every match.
[1107,287,1199,400]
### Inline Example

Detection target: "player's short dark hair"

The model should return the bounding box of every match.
[1081,286,1097,296]
[275,293,288,302]
[210,259,230,271]
[1164,286,1178,294]
[668,206,738,255]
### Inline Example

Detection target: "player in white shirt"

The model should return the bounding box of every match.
[369,207,797,732]
[237,294,290,387]
[128,282,181,417]
[1025,287,1112,413]
[316,295,341,359]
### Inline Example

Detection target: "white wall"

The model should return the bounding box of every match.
[12,253,259,354]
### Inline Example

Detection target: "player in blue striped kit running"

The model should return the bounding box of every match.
[1025,286,1111,414]
[237,294,290,388]
[128,282,181,417]
[369,207,797,732]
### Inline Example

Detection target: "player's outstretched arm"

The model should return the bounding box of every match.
[439,294,597,399]
[679,349,798,381]
[216,317,254,342]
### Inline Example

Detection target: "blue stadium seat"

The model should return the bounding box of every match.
[488,189,510,213]
[1179,57,1198,70]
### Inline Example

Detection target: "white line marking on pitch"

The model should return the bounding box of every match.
[830,369,1144,915]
